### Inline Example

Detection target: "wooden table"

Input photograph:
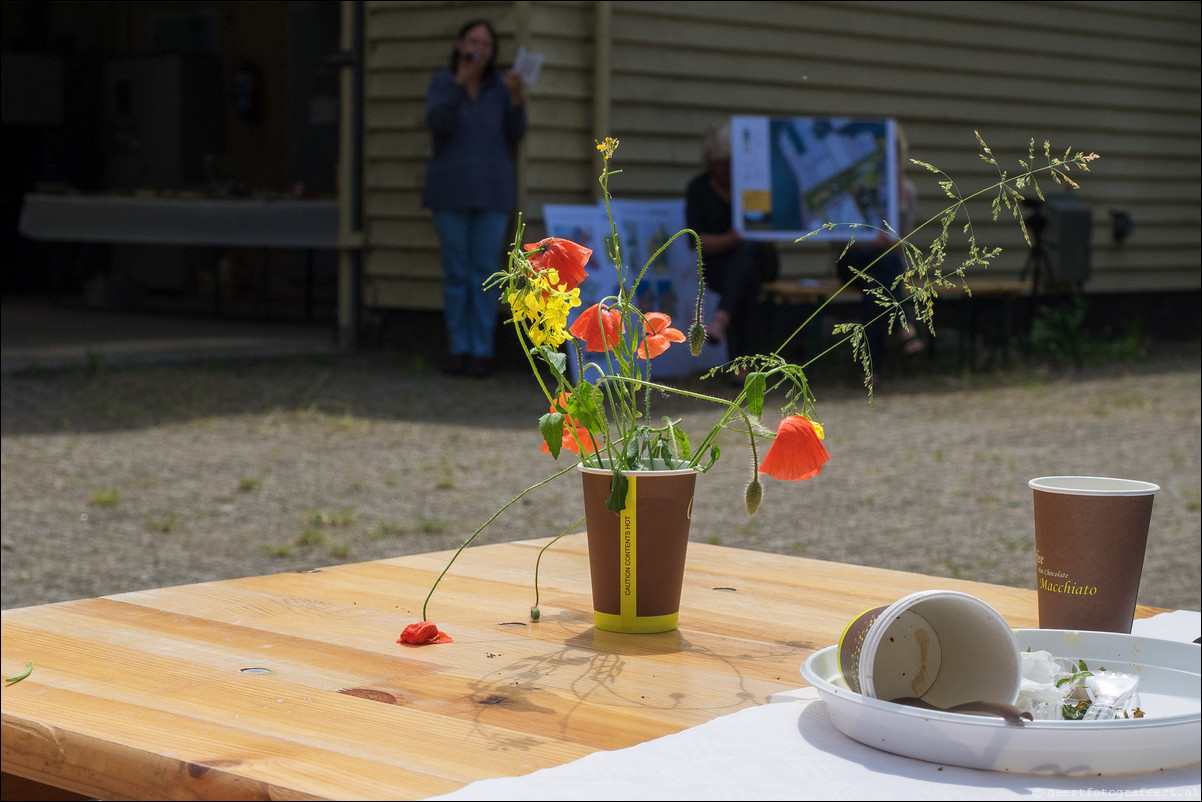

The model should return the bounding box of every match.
[0,535,1162,801]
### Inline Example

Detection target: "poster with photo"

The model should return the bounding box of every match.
[730,116,896,242]
[541,201,726,381]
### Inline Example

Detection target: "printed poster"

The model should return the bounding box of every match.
[730,116,897,242]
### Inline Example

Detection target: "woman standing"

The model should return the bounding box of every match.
[424,19,526,377]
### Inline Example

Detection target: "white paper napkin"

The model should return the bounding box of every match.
[1131,608,1200,643]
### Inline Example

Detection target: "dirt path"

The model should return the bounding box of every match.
[2,342,1198,613]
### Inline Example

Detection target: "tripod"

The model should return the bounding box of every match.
[1020,241,1052,298]
[1019,208,1051,297]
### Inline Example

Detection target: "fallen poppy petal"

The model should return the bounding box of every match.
[398,620,453,645]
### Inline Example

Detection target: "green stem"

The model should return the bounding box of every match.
[421,464,577,620]
[531,516,587,615]
[605,374,759,469]
[510,317,556,404]
[5,661,33,684]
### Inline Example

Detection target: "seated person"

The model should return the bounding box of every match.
[686,121,779,362]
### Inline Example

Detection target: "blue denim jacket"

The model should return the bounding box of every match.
[422,68,526,212]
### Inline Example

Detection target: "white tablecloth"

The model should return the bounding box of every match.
[430,611,1201,801]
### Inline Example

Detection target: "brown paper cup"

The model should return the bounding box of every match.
[837,590,1021,708]
[579,463,697,634]
[1030,476,1159,634]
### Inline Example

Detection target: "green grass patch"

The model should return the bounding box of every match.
[89,487,121,507]
[146,514,183,533]
[305,507,358,528]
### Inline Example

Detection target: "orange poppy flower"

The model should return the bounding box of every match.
[525,238,591,291]
[541,396,601,455]
[637,312,686,359]
[541,422,600,455]
[398,620,453,645]
[569,303,624,352]
[758,415,830,481]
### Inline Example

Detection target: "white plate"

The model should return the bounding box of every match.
[800,628,1201,775]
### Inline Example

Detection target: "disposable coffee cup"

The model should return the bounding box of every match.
[1030,476,1159,634]
[837,590,1021,708]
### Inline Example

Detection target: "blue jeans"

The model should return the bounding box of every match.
[433,210,511,359]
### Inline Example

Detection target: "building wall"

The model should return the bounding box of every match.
[358,0,1201,311]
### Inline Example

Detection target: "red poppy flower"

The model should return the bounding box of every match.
[758,415,830,481]
[525,238,591,291]
[398,620,453,645]
[569,303,624,352]
[637,312,686,359]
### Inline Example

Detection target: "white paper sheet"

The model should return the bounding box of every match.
[513,46,544,86]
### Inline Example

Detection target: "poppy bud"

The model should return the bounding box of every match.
[688,321,706,356]
[530,606,541,621]
[745,477,764,516]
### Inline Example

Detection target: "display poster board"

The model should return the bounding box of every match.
[730,116,896,242]
[542,201,726,381]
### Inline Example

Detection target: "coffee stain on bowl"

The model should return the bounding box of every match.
[911,627,931,696]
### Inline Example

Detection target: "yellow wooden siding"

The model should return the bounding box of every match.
[361,1,594,309]
[358,0,1199,310]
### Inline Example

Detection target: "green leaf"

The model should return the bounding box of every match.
[539,412,565,459]
[690,443,720,473]
[567,384,606,433]
[535,346,568,378]
[745,372,766,417]
[1062,701,1089,720]
[664,417,692,460]
[624,427,653,466]
[605,471,629,513]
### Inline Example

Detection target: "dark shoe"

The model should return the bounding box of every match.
[442,353,467,376]
[465,356,493,378]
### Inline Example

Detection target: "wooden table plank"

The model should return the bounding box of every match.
[1,535,1158,801]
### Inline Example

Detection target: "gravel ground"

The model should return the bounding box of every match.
[2,339,1199,613]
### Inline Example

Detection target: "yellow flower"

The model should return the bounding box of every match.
[596,137,619,159]
[509,274,580,349]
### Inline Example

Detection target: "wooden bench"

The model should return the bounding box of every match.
[761,277,1032,366]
